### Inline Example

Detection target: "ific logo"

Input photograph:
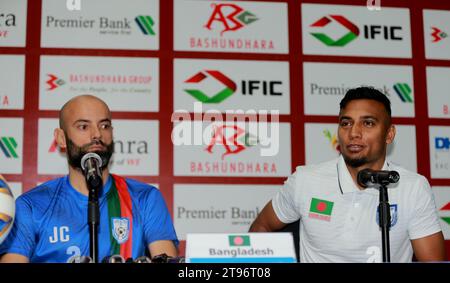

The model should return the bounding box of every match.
[439,202,450,226]
[393,83,413,103]
[135,15,155,36]
[310,15,403,46]
[0,137,18,158]
[46,74,65,91]
[431,27,447,43]
[205,3,258,36]
[184,70,236,103]
[310,15,359,46]
[206,125,259,160]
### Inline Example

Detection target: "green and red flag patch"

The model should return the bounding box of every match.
[308,198,334,221]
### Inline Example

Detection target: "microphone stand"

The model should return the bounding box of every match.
[378,183,391,263]
[87,176,102,263]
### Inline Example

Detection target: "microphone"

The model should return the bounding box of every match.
[134,256,152,263]
[102,255,125,263]
[81,152,103,189]
[68,256,93,263]
[151,254,186,263]
[357,169,400,188]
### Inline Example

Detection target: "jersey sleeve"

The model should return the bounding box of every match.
[407,176,442,240]
[0,196,36,259]
[272,167,302,224]
[141,188,179,247]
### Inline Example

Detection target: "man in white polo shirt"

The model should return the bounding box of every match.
[249,87,446,263]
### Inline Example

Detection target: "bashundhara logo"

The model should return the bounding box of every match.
[184,70,237,103]
[310,15,359,46]
[135,15,155,35]
[431,27,447,43]
[206,124,259,160]
[0,137,18,158]
[46,74,66,91]
[205,3,258,36]
[393,83,413,103]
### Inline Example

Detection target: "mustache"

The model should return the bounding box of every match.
[81,139,107,149]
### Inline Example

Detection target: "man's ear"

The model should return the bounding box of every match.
[386,124,396,145]
[54,128,67,150]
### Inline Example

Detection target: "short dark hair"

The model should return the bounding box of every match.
[339,86,391,118]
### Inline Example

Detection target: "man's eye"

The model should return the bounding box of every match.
[364,121,375,127]
[340,121,350,127]
[101,124,111,129]
[78,124,88,130]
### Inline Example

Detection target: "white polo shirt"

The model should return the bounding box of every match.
[272,155,442,263]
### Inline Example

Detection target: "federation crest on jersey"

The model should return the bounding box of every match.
[112,217,130,244]
[376,204,398,228]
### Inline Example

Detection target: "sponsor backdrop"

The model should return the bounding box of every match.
[0,0,449,259]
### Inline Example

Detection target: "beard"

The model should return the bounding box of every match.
[65,135,114,170]
[342,154,368,168]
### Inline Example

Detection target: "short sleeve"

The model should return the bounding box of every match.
[408,176,442,240]
[142,189,179,247]
[272,168,302,224]
[0,196,36,258]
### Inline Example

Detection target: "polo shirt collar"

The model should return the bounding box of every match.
[337,155,390,195]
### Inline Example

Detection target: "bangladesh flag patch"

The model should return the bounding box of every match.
[308,198,334,222]
[228,235,251,247]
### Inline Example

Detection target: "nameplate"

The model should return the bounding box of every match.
[185,233,296,263]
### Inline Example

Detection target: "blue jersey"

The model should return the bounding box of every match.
[0,175,178,263]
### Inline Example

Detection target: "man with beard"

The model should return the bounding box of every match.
[249,87,446,262]
[0,95,178,263]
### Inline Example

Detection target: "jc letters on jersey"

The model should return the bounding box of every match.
[49,226,70,243]
[48,226,83,262]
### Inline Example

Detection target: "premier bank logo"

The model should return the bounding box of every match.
[45,14,155,36]
[431,27,447,43]
[46,74,66,91]
[205,3,258,36]
[0,137,18,158]
[184,70,236,103]
[206,125,259,160]
[135,15,155,35]
[393,83,413,103]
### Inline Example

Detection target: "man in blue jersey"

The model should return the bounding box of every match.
[0,95,178,263]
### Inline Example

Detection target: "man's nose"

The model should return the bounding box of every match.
[349,123,362,139]
[91,125,102,140]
